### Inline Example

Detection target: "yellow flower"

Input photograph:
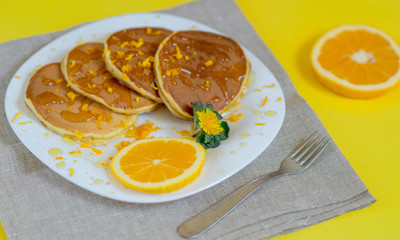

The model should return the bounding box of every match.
[197,108,223,135]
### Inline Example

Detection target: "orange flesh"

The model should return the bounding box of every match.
[119,140,197,183]
[318,29,399,85]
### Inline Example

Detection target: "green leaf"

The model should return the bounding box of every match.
[207,137,221,148]
[219,121,230,140]
[215,111,223,121]
[204,134,214,144]
[196,133,206,148]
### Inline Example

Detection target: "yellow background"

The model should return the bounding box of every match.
[1,0,399,239]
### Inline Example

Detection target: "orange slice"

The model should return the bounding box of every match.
[311,24,400,98]
[111,137,205,193]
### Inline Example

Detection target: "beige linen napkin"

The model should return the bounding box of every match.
[0,0,375,239]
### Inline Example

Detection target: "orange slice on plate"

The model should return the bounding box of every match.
[311,24,400,98]
[111,137,205,193]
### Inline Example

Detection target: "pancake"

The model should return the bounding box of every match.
[154,31,250,120]
[61,42,158,114]
[25,63,136,146]
[104,27,172,103]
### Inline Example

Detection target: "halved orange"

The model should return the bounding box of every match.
[111,137,205,193]
[311,24,400,98]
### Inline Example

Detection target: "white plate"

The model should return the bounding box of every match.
[5,13,285,203]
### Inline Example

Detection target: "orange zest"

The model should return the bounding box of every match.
[74,130,83,139]
[114,140,131,151]
[261,96,268,106]
[176,130,192,137]
[80,143,103,156]
[311,24,400,98]
[126,120,161,140]
[69,148,82,155]
[111,137,205,193]
[12,111,22,123]
[225,112,243,122]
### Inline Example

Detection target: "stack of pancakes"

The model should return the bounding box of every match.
[25,27,250,145]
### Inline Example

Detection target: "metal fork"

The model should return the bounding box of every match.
[177,132,330,239]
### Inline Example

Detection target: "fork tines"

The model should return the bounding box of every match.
[291,131,330,166]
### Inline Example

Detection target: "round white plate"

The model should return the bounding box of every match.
[5,13,285,203]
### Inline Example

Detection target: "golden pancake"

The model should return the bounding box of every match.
[154,31,250,120]
[104,27,172,103]
[61,42,158,114]
[25,63,136,146]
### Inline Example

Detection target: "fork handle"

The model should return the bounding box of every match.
[177,171,281,238]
